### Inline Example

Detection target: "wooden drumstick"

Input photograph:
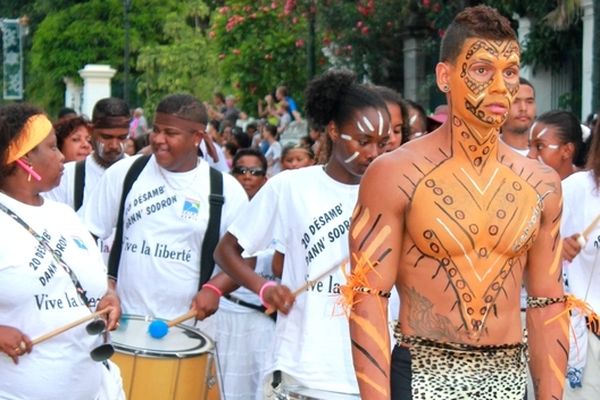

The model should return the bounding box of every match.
[577,213,600,247]
[265,262,344,315]
[166,309,197,327]
[148,309,197,339]
[32,309,110,345]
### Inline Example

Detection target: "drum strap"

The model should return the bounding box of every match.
[200,166,224,288]
[108,156,224,291]
[73,159,86,211]
[108,155,151,280]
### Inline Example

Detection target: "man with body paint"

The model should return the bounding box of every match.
[501,77,537,156]
[346,6,568,400]
[82,94,248,339]
[215,70,391,398]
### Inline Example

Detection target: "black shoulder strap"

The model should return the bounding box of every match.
[199,167,224,289]
[73,159,86,211]
[107,155,151,280]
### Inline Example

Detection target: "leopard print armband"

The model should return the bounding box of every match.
[352,286,392,298]
[526,295,567,309]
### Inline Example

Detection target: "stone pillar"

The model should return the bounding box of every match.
[403,36,428,106]
[63,77,82,115]
[581,0,594,120]
[78,64,116,119]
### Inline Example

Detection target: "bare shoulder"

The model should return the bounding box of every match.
[498,145,562,213]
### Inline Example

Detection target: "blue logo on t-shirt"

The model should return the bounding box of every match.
[182,198,201,220]
[72,237,88,250]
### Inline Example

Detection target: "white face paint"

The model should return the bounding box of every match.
[409,114,417,126]
[356,120,365,133]
[362,115,374,132]
[344,151,359,164]
[377,111,384,136]
[536,127,549,138]
[528,121,537,141]
[341,134,353,141]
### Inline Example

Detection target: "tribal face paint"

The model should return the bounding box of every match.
[334,107,391,178]
[527,122,564,173]
[447,38,520,129]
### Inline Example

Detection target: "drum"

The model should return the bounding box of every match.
[110,314,220,400]
[282,386,360,400]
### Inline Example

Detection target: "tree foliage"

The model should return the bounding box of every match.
[209,0,309,113]
[27,0,183,114]
[136,0,219,116]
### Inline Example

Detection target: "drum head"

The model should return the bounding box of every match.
[111,314,213,358]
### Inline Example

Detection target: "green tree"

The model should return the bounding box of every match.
[27,0,184,114]
[210,0,308,113]
[136,0,219,115]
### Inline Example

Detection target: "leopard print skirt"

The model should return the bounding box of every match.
[394,326,527,400]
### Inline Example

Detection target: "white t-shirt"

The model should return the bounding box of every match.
[44,154,117,262]
[82,155,247,332]
[562,171,600,311]
[200,140,229,173]
[228,165,359,394]
[44,154,107,212]
[0,194,107,400]
[265,141,282,176]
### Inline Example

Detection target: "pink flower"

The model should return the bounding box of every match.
[208,31,216,39]
[361,26,370,35]
[295,39,305,48]
[225,15,245,32]
[218,6,230,14]
[219,54,226,60]
[232,49,241,55]
[284,0,296,15]
[356,20,364,28]
[432,3,441,12]
[422,0,430,7]
[271,2,277,10]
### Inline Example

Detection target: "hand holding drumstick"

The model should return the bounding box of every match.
[263,263,344,316]
[563,214,600,262]
[1,308,111,365]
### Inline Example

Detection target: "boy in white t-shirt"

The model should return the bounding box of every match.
[83,94,247,337]
[215,69,391,397]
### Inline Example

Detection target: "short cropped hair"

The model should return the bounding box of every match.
[156,94,208,125]
[440,5,517,64]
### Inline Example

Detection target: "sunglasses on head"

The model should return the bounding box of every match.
[231,166,266,176]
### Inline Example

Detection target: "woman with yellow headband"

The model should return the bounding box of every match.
[0,103,122,399]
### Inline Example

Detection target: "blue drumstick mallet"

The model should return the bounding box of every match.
[148,309,197,339]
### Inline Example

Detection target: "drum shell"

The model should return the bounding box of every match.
[110,314,220,400]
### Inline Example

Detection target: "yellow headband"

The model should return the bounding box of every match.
[6,114,53,165]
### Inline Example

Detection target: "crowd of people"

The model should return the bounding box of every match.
[1,5,600,400]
